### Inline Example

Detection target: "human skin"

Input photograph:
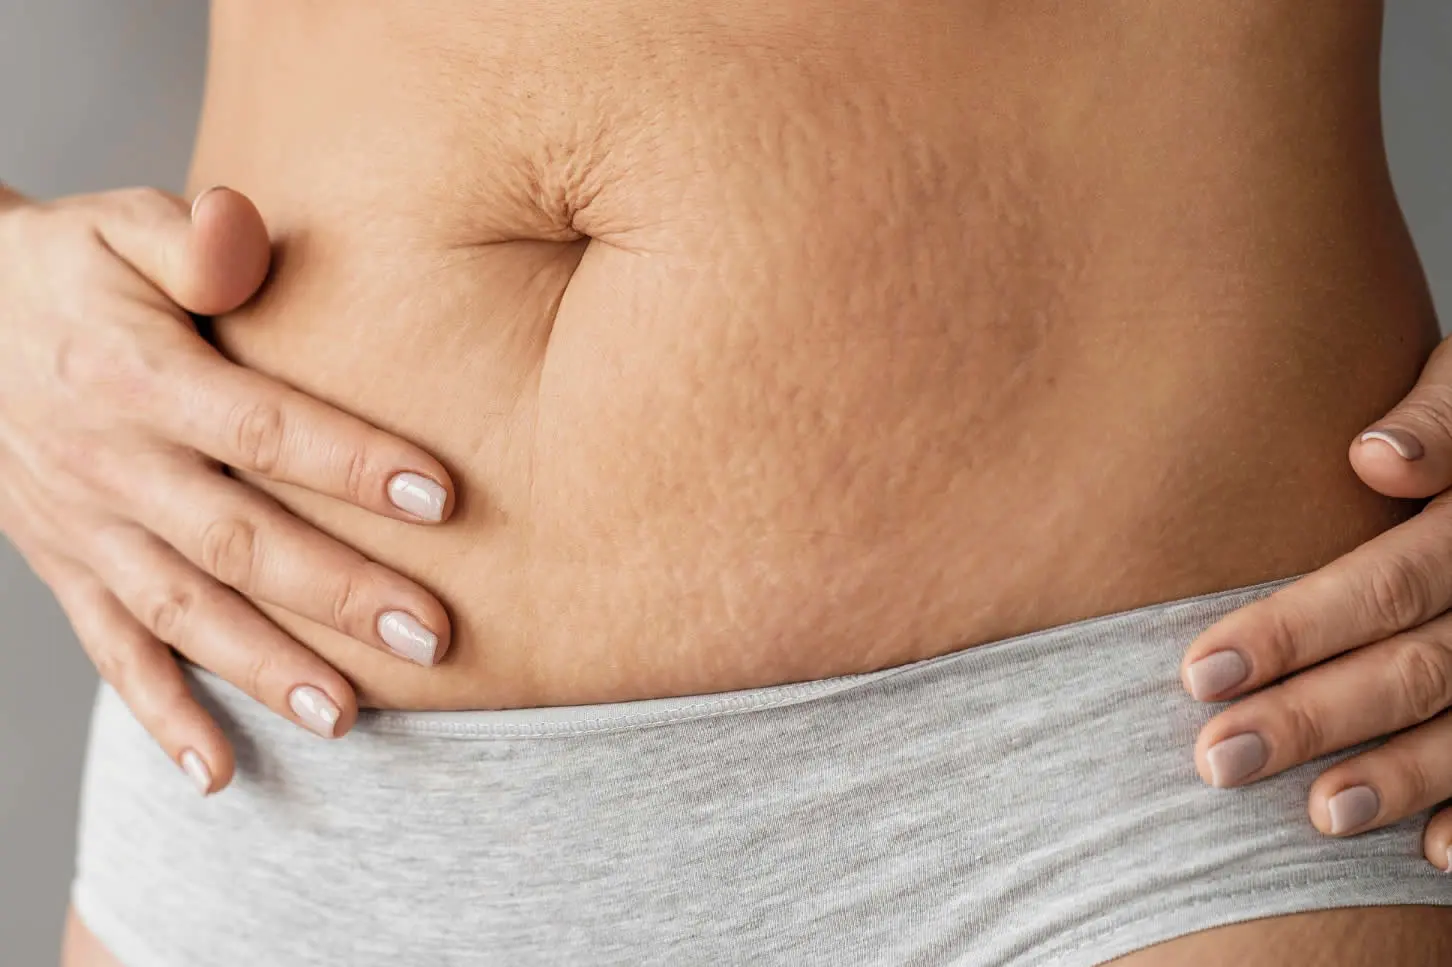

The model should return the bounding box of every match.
[1180,338,1452,869]
[187,1,1435,710]
[55,0,1452,962]
[0,182,459,778]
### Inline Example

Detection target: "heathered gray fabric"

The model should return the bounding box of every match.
[71,576,1452,966]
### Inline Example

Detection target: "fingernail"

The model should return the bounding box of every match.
[377,610,440,666]
[387,472,446,522]
[190,185,226,222]
[1444,846,1452,874]
[1327,785,1380,834]
[288,685,341,738]
[179,749,212,796]
[1360,428,1424,461]
[1186,651,1249,700]
[1206,732,1267,787]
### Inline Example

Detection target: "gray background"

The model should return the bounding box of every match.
[0,1,1447,963]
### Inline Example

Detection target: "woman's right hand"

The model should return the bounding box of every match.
[0,182,456,794]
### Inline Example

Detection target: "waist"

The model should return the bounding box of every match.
[72,576,1452,966]
[200,256,1436,710]
[190,0,1438,710]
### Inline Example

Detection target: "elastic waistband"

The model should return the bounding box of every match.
[193,574,1299,738]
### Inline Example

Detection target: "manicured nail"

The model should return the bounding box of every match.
[190,185,226,222]
[1206,732,1267,787]
[378,610,440,666]
[1186,651,1249,700]
[1360,428,1424,461]
[1327,785,1380,834]
[179,749,212,795]
[289,685,341,738]
[1444,846,1452,874]
[387,472,446,522]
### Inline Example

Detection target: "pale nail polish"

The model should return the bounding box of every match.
[378,610,440,666]
[1206,732,1267,787]
[1186,651,1248,700]
[1444,847,1452,874]
[289,685,341,738]
[1327,785,1379,834]
[387,472,446,522]
[180,749,212,795]
[190,184,225,222]
[1360,428,1424,461]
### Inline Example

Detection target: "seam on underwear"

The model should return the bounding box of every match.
[351,573,1303,738]
[360,672,881,738]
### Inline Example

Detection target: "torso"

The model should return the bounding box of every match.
[70,4,1452,964]
[191,0,1438,710]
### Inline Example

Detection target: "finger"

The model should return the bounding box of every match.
[87,185,270,316]
[30,548,235,794]
[127,452,449,665]
[1181,501,1452,700]
[1352,336,1452,500]
[144,353,455,523]
[1420,806,1452,872]
[87,523,359,741]
[1193,613,1452,789]
[1303,710,1452,841]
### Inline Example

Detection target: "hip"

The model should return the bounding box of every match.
[70,576,1452,966]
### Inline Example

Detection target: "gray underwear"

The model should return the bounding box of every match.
[71,576,1452,966]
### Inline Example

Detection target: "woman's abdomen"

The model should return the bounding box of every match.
[192,0,1438,709]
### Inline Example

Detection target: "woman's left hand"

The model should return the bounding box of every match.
[1179,336,1452,871]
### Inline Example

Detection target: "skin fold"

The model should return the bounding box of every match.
[61,0,1452,962]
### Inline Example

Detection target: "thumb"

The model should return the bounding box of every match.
[1352,337,1452,500]
[91,185,270,316]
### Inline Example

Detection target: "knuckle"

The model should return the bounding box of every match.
[1389,745,1435,810]
[1278,699,1327,762]
[1253,605,1304,680]
[344,448,372,504]
[113,186,181,221]
[242,649,280,701]
[228,401,286,475]
[198,516,259,589]
[142,584,196,642]
[73,448,146,506]
[33,427,106,484]
[1362,556,1434,634]
[54,325,174,415]
[48,334,91,392]
[54,330,131,396]
[90,636,138,693]
[1391,638,1452,723]
[330,566,369,634]
[1404,390,1452,440]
